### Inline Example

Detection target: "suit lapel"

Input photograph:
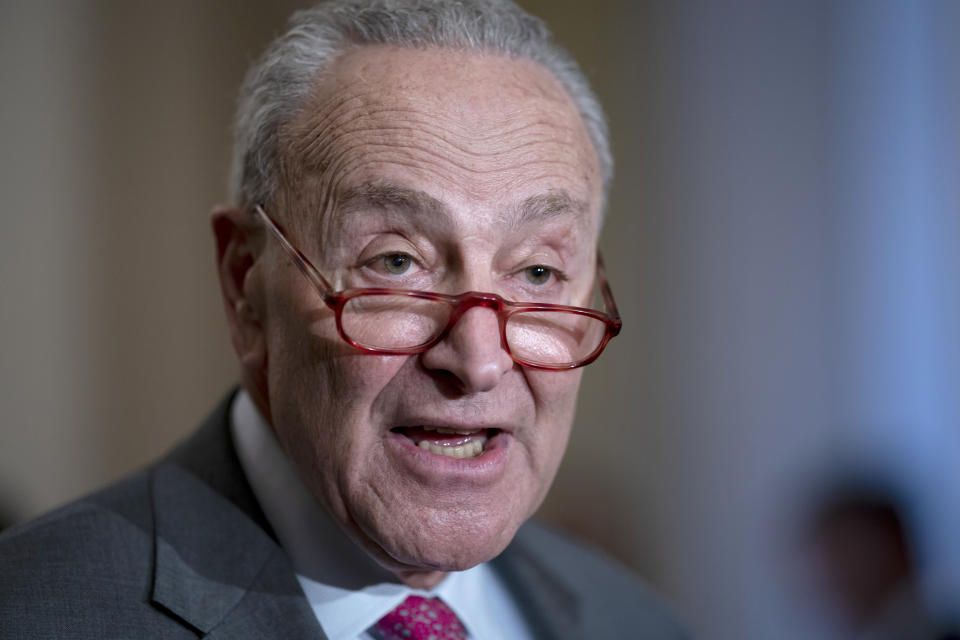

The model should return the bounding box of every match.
[149,393,325,638]
[492,525,582,640]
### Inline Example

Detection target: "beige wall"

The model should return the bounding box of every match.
[1,1,303,518]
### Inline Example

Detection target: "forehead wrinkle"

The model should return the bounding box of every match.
[295,103,579,179]
[282,65,593,187]
[287,90,366,174]
[319,123,589,207]
[284,58,587,168]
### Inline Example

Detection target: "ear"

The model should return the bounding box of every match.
[211,206,267,377]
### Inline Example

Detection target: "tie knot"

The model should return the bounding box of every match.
[373,594,467,640]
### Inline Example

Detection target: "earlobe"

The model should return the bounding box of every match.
[211,206,266,373]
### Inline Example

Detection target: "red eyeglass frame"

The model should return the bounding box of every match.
[254,205,622,370]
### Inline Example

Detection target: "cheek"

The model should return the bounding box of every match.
[533,366,582,416]
[264,303,407,501]
[528,368,583,466]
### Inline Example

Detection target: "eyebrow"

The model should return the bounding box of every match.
[506,190,590,230]
[335,182,449,220]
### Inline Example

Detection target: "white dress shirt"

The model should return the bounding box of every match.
[230,390,534,640]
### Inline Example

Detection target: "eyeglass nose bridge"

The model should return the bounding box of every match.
[435,290,512,352]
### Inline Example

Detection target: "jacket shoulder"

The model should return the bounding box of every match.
[0,470,189,638]
[0,468,154,573]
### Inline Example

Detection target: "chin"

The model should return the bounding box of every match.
[372,507,524,574]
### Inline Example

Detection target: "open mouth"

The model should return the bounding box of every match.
[391,426,499,459]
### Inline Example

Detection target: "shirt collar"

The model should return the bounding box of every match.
[296,565,512,640]
[229,389,525,640]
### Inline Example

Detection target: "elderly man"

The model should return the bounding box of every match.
[0,1,686,638]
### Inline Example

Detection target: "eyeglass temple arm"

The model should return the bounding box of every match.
[253,204,334,296]
[596,252,621,324]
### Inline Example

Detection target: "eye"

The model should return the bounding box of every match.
[524,265,552,285]
[382,253,413,275]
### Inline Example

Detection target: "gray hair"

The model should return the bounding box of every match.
[230,0,612,213]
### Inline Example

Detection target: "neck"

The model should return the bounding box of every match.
[396,569,448,590]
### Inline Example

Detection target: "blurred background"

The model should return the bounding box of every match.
[2,1,959,638]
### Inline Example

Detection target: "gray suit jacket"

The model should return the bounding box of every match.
[0,393,687,639]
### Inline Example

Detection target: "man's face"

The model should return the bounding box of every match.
[247,45,603,584]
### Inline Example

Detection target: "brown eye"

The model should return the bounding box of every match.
[525,265,552,285]
[383,253,412,275]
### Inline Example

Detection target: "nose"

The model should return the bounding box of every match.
[420,305,515,393]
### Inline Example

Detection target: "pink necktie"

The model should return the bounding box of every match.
[373,595,468,640]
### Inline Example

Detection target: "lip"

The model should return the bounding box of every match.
[385,427,512,487]
[390,415,516,435]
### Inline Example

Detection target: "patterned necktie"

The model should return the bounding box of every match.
[372,594,468,640]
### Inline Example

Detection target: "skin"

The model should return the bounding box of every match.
[213,45,603,589]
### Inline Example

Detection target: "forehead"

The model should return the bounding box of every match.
[279,45,602,240]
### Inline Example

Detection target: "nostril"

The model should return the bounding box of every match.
[418,306,513,393]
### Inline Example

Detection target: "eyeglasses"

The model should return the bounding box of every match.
[253,205,622,370]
